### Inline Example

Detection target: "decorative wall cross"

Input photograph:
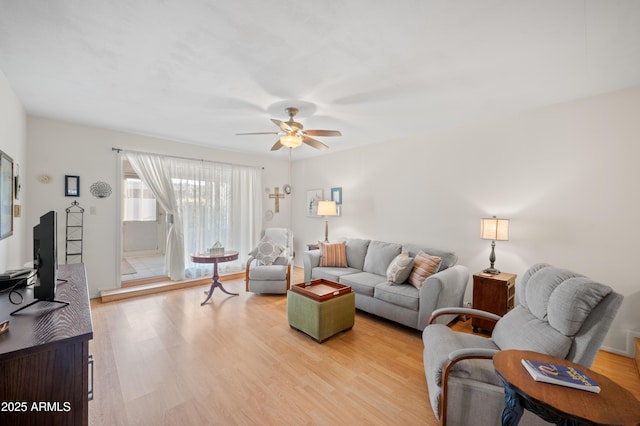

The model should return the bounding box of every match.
[269,187,285,213]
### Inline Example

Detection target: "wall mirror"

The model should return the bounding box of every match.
[0,150,14,240]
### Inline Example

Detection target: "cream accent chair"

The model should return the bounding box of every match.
[422,263,623,426]
[245,228,293,294]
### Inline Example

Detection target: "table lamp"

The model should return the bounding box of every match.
[480,216,509,274]
[317,200,337,242]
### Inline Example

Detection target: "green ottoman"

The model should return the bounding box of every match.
[287,289,355,343]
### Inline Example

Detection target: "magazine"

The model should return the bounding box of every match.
[521,359,601,393]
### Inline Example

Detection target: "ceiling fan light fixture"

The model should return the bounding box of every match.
[280,134,302,148]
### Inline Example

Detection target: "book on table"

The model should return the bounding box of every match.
[521,359,601,393]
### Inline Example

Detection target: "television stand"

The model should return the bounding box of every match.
[0,263,93,426]
[9,298,69,316]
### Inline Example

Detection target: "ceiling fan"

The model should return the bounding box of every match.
[237,107,342,151]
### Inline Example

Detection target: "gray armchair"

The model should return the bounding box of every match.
[245,228,293,294]
[422,263,623,426]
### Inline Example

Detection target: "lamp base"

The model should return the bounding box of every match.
[483,267,501,275]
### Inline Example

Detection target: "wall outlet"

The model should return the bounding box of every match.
[460,301,472,322]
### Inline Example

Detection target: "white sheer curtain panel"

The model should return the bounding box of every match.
[125,152,185,280]
[123,151,262,280]
[180,162,262,277]
[229,166,263,262]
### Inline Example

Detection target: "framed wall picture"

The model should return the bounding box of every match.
[65,175,80,197]
[13,163,20,200]
[0,150,13,240]
[330,187,342,205]
[306,189,323,217]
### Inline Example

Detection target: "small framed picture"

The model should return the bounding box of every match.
[306,188,323,217]
[331,187,342,205]
[65,175,80,197]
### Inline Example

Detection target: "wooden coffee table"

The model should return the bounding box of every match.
[494,349,640,426]
[191,251,239,305]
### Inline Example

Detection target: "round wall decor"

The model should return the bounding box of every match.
[90,181,112,198]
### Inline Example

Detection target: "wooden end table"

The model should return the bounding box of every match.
[472,271,516,333]
[191,251,239,305]
[494,349,640,426]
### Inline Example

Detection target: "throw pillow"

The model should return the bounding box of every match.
[256,239,284,266]
[409,251,442,289]
[386,252,414,284]
[319,241,348,267]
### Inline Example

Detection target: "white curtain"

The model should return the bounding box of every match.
[125,152,185,280]
[124,151,262,280]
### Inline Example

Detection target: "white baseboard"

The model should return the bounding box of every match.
[600,329,640,358]
[627,330,640,358]
[600,345,629,357]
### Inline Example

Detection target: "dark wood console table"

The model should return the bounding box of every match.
[0,263,94,425]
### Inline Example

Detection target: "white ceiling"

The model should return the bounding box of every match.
[1,0,639,159]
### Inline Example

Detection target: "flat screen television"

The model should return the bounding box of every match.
[33,210,57,300]
[10,210,67,315]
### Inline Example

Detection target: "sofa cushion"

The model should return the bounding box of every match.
[319,241,347,267]
[520,266,612,336]
[343,238,370,270]
[402,244,457,270]
[263,228,290,252]
[522,266,582,321]
[386,252,414,284]
[339,271,386,297]
[311,266,361,283]
[255,239,284,265]
[374,282,419,310]
[409,251,442,288]
[249,264,288,280]
[363,241,402,276]
[492,306,572,359]
[547,278,612,337]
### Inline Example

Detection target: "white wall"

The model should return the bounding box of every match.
[0,69,27,273]
[26,117,292,298]
[291,86,640,355]
[15,80,640,354]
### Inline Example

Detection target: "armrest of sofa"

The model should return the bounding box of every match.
[303,250,322,282]
[245,255,256,290]
[417,265,470,329]
[429,307,502,325]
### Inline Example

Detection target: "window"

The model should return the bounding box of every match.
[123,177,157,221]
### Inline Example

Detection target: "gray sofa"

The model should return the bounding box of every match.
[303,238,469,330]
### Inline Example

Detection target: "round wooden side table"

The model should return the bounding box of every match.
[494,349,640,426]
[191,251,239,305]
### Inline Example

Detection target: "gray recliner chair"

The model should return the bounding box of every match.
[422,263,623,426]
[245,228,293,294]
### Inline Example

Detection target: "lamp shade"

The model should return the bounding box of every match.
[317,200,337,216]
[480,217,509,241]
[280,134,302,148]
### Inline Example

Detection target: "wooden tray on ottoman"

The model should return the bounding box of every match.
[291,279,352,301]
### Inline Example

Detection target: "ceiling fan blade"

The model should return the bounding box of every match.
[302,136,329,151]
[304,129,342,137]
[236,131,279,135]
[270,140,284,151]
[271,119,293,132]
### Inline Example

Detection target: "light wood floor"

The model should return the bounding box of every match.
[88,270,640,425]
